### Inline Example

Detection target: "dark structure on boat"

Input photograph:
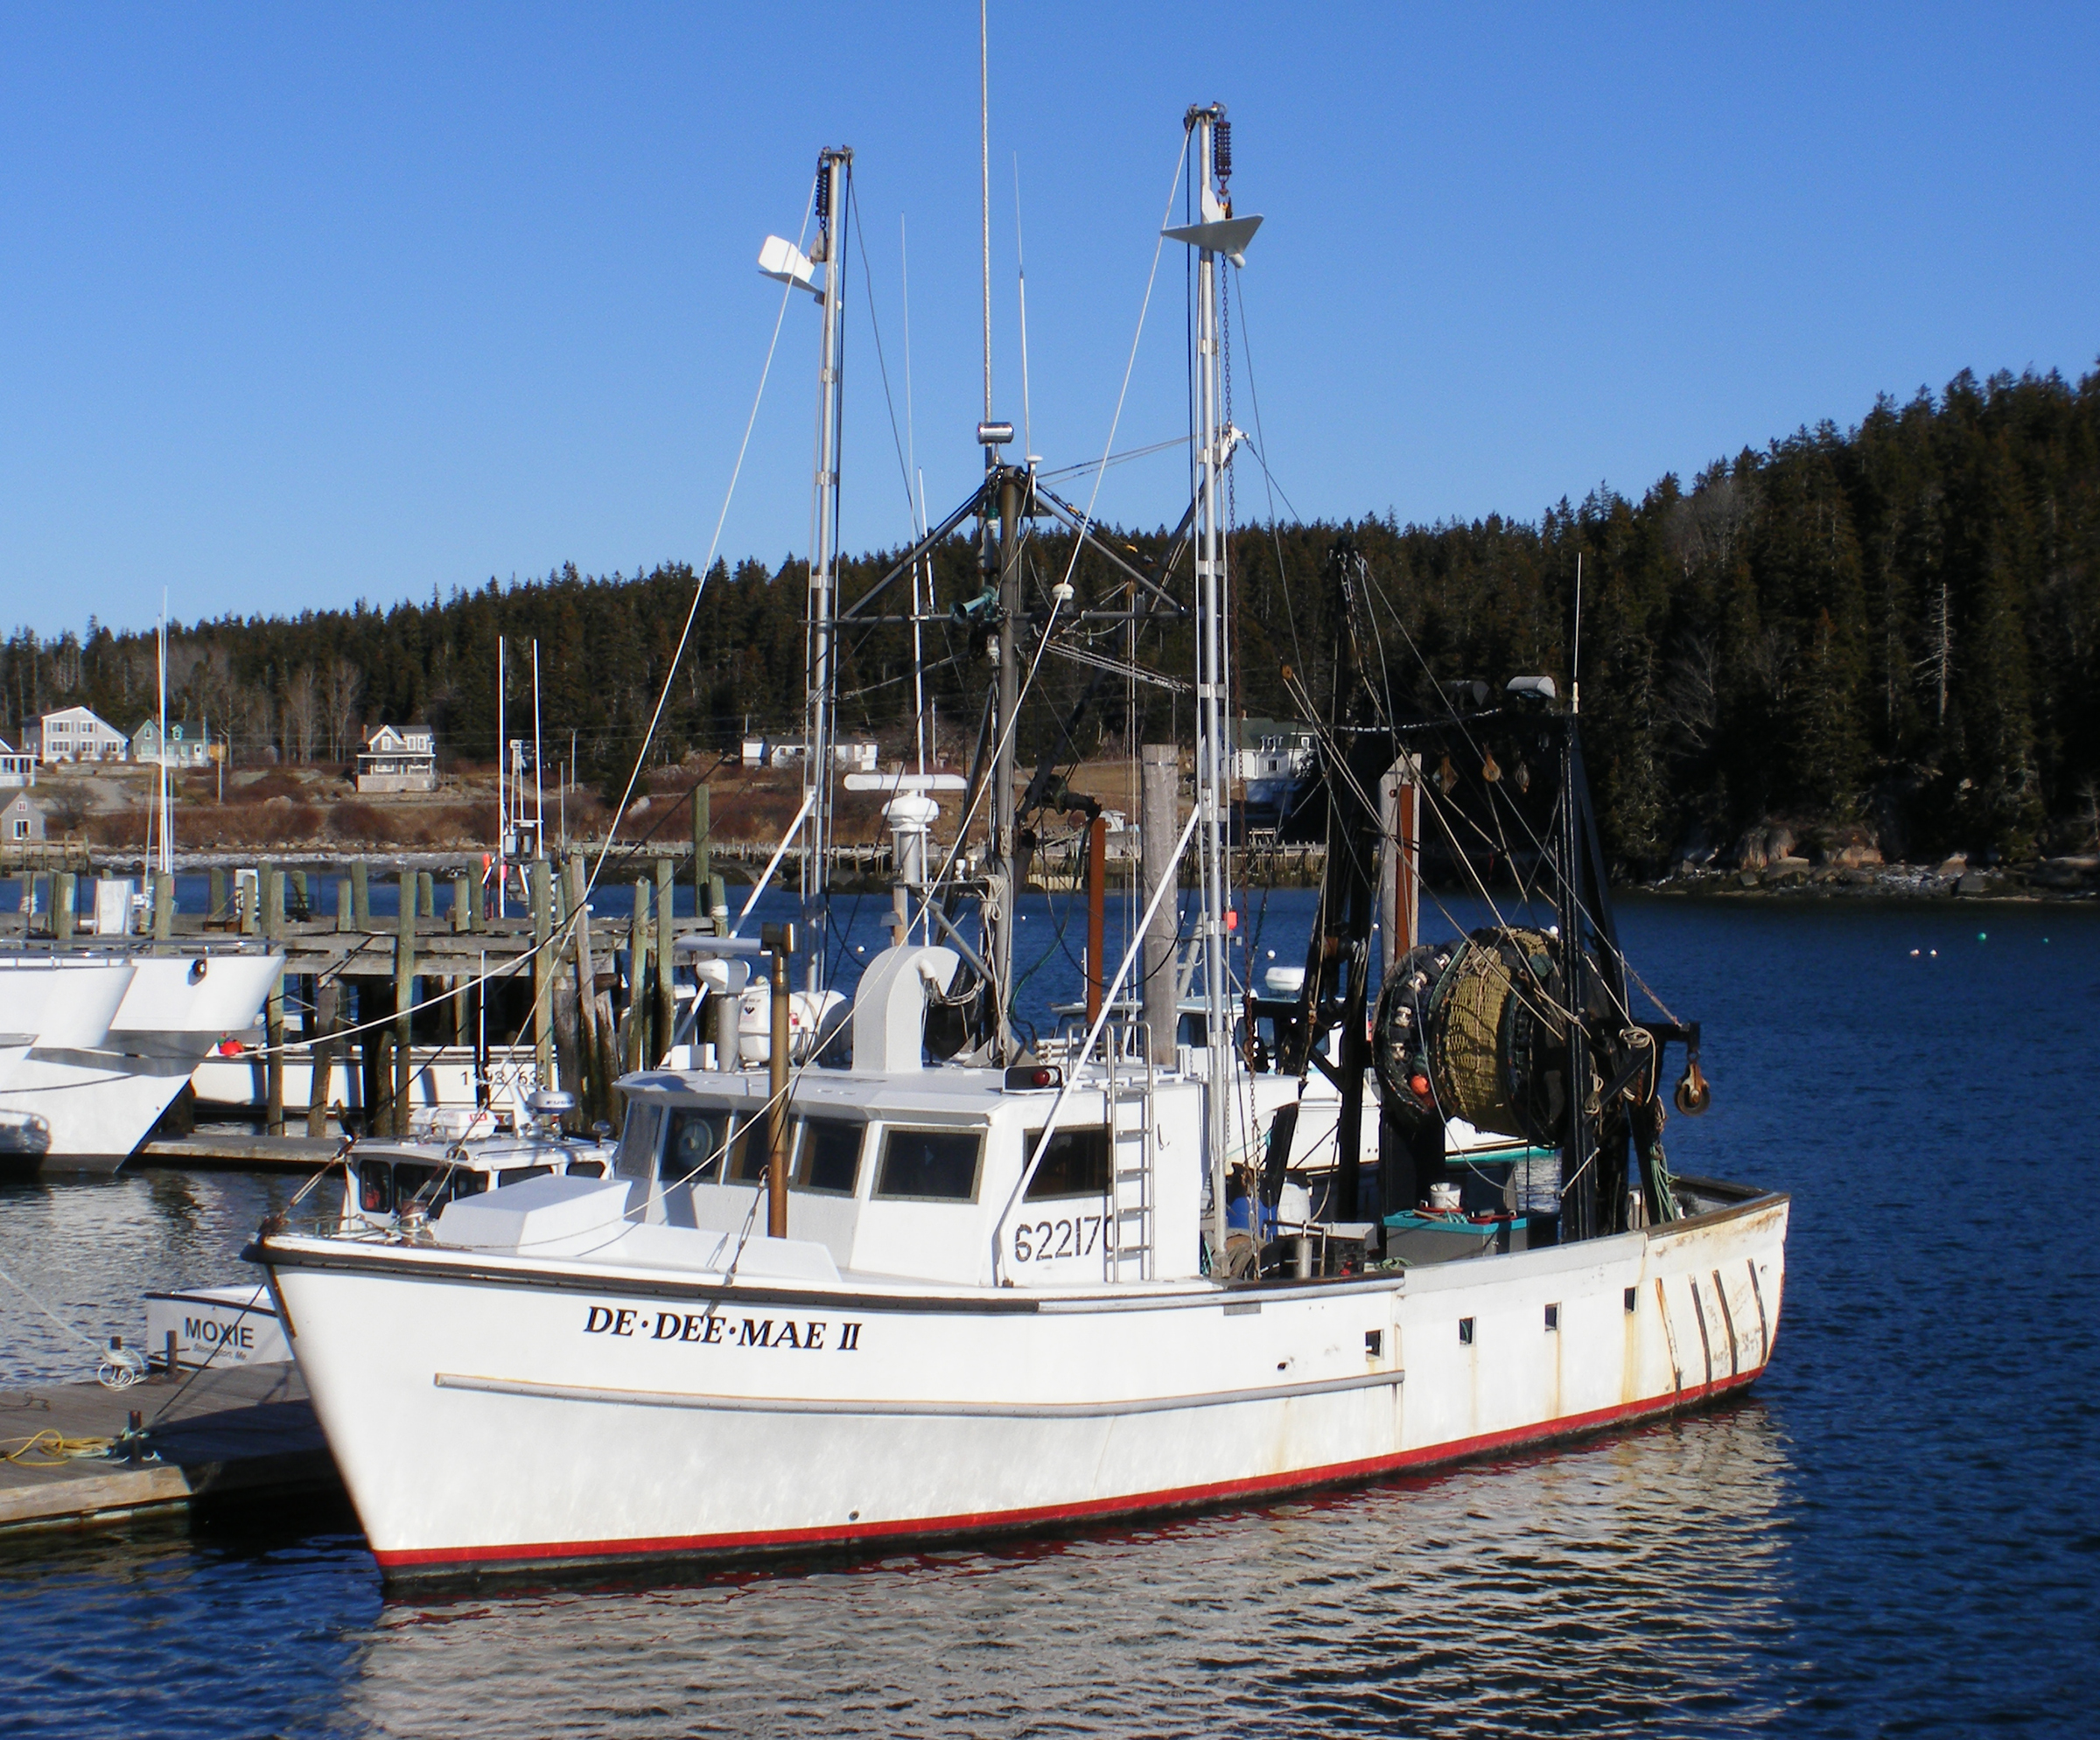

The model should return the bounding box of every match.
[1251,538,1711,1250]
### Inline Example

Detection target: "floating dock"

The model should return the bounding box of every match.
[137,1131,342,1170]
[0,1362,340,1535]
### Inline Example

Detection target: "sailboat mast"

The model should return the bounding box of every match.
[156,597,172,879]
[803,145,851,995]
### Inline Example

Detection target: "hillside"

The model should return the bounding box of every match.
[5,363,2096,871]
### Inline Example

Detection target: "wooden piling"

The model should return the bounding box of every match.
[352,859,370,931]
[626,877,650,1073]
[335,877,351,933]
[417,870,436,922]
[263,869,285,1136]
[307,977,338,1139]
[54,872,74,943]
[394,880,415,1137]
[567,853,604,1126]
[209,867,227,924]
[153,871,173,941]
[691,784,710,916]
[531,859,554,1093]
[654,856,675,1068]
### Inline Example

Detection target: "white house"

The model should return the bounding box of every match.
[4,791,47,844]
[1236,719,1317,784]
[39,705,128,764]
[357,724,438,793]
[130,719,214,770]
[0,736,34,790]
[834,742,878,772]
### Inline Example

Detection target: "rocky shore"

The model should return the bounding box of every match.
[1648,852,2099,901]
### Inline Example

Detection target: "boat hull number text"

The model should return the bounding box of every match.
[1012,1215,1107,1264]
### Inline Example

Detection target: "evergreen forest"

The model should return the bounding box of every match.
[5,363,2096,872]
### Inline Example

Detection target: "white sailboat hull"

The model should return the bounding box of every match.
[262,1185,1785,1581]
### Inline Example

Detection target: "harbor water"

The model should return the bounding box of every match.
[3,892,2096,1736]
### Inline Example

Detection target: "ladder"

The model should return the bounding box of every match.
[1105,1020,1156,1282]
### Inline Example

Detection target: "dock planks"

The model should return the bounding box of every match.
[0,1362,340,1535]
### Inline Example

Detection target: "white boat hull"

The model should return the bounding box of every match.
[192,1043,540,1120]
[262,1184,1786,1581]
[0,952,284,1167]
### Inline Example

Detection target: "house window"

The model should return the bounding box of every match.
[11,819,26,840]
[1023,1127,1110,1198]
[874,1129,983,1201]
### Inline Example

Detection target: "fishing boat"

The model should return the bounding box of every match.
[252,101,1788,1583]
[0,947,285,1171]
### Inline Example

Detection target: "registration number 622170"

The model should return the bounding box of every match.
[1012,1214,1108,1263]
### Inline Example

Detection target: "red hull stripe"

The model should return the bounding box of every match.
[374,1366,1765,1573]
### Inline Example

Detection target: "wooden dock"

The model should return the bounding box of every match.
[137,1131,343,1170]
[0,1362,340,1536]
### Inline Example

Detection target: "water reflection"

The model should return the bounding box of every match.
[338,1403,1792,1738]
[0,1171,293,1387]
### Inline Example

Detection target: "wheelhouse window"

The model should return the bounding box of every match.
[1022,1127,1110,1200]
[613,1102,663,1181]
[661,1107,761,1184]
[873,1128,983,1202]
[794,1118,864,1195]
[495,1164,553,1188]
[387,1162,484,1213]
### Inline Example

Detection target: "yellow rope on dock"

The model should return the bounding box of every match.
[2,1429,114,1465]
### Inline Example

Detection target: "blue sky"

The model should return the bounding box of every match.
[3,4,2095,637]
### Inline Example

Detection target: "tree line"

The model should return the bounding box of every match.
[4,362,2094,868]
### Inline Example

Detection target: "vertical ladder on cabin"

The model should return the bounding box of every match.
[1106,1022,1155,1282]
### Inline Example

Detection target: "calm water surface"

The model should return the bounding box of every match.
[3,892,2096,1737]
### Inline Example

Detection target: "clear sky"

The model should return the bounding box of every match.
[4,4,2095,638]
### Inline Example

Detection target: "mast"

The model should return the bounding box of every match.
[802,145,852,995]
[496,635,507,919]
[155,594,172,880]
[1166,105,1260,1263]
[976,0,1020,1058]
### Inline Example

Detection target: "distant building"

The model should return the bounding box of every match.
[4,791,47,844]
[357,724,438,793]
[0,736,34,790]
[38,705,127,764]
[1235,718,1317,784]
[130,719,214,770]
[739,737,873,772]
